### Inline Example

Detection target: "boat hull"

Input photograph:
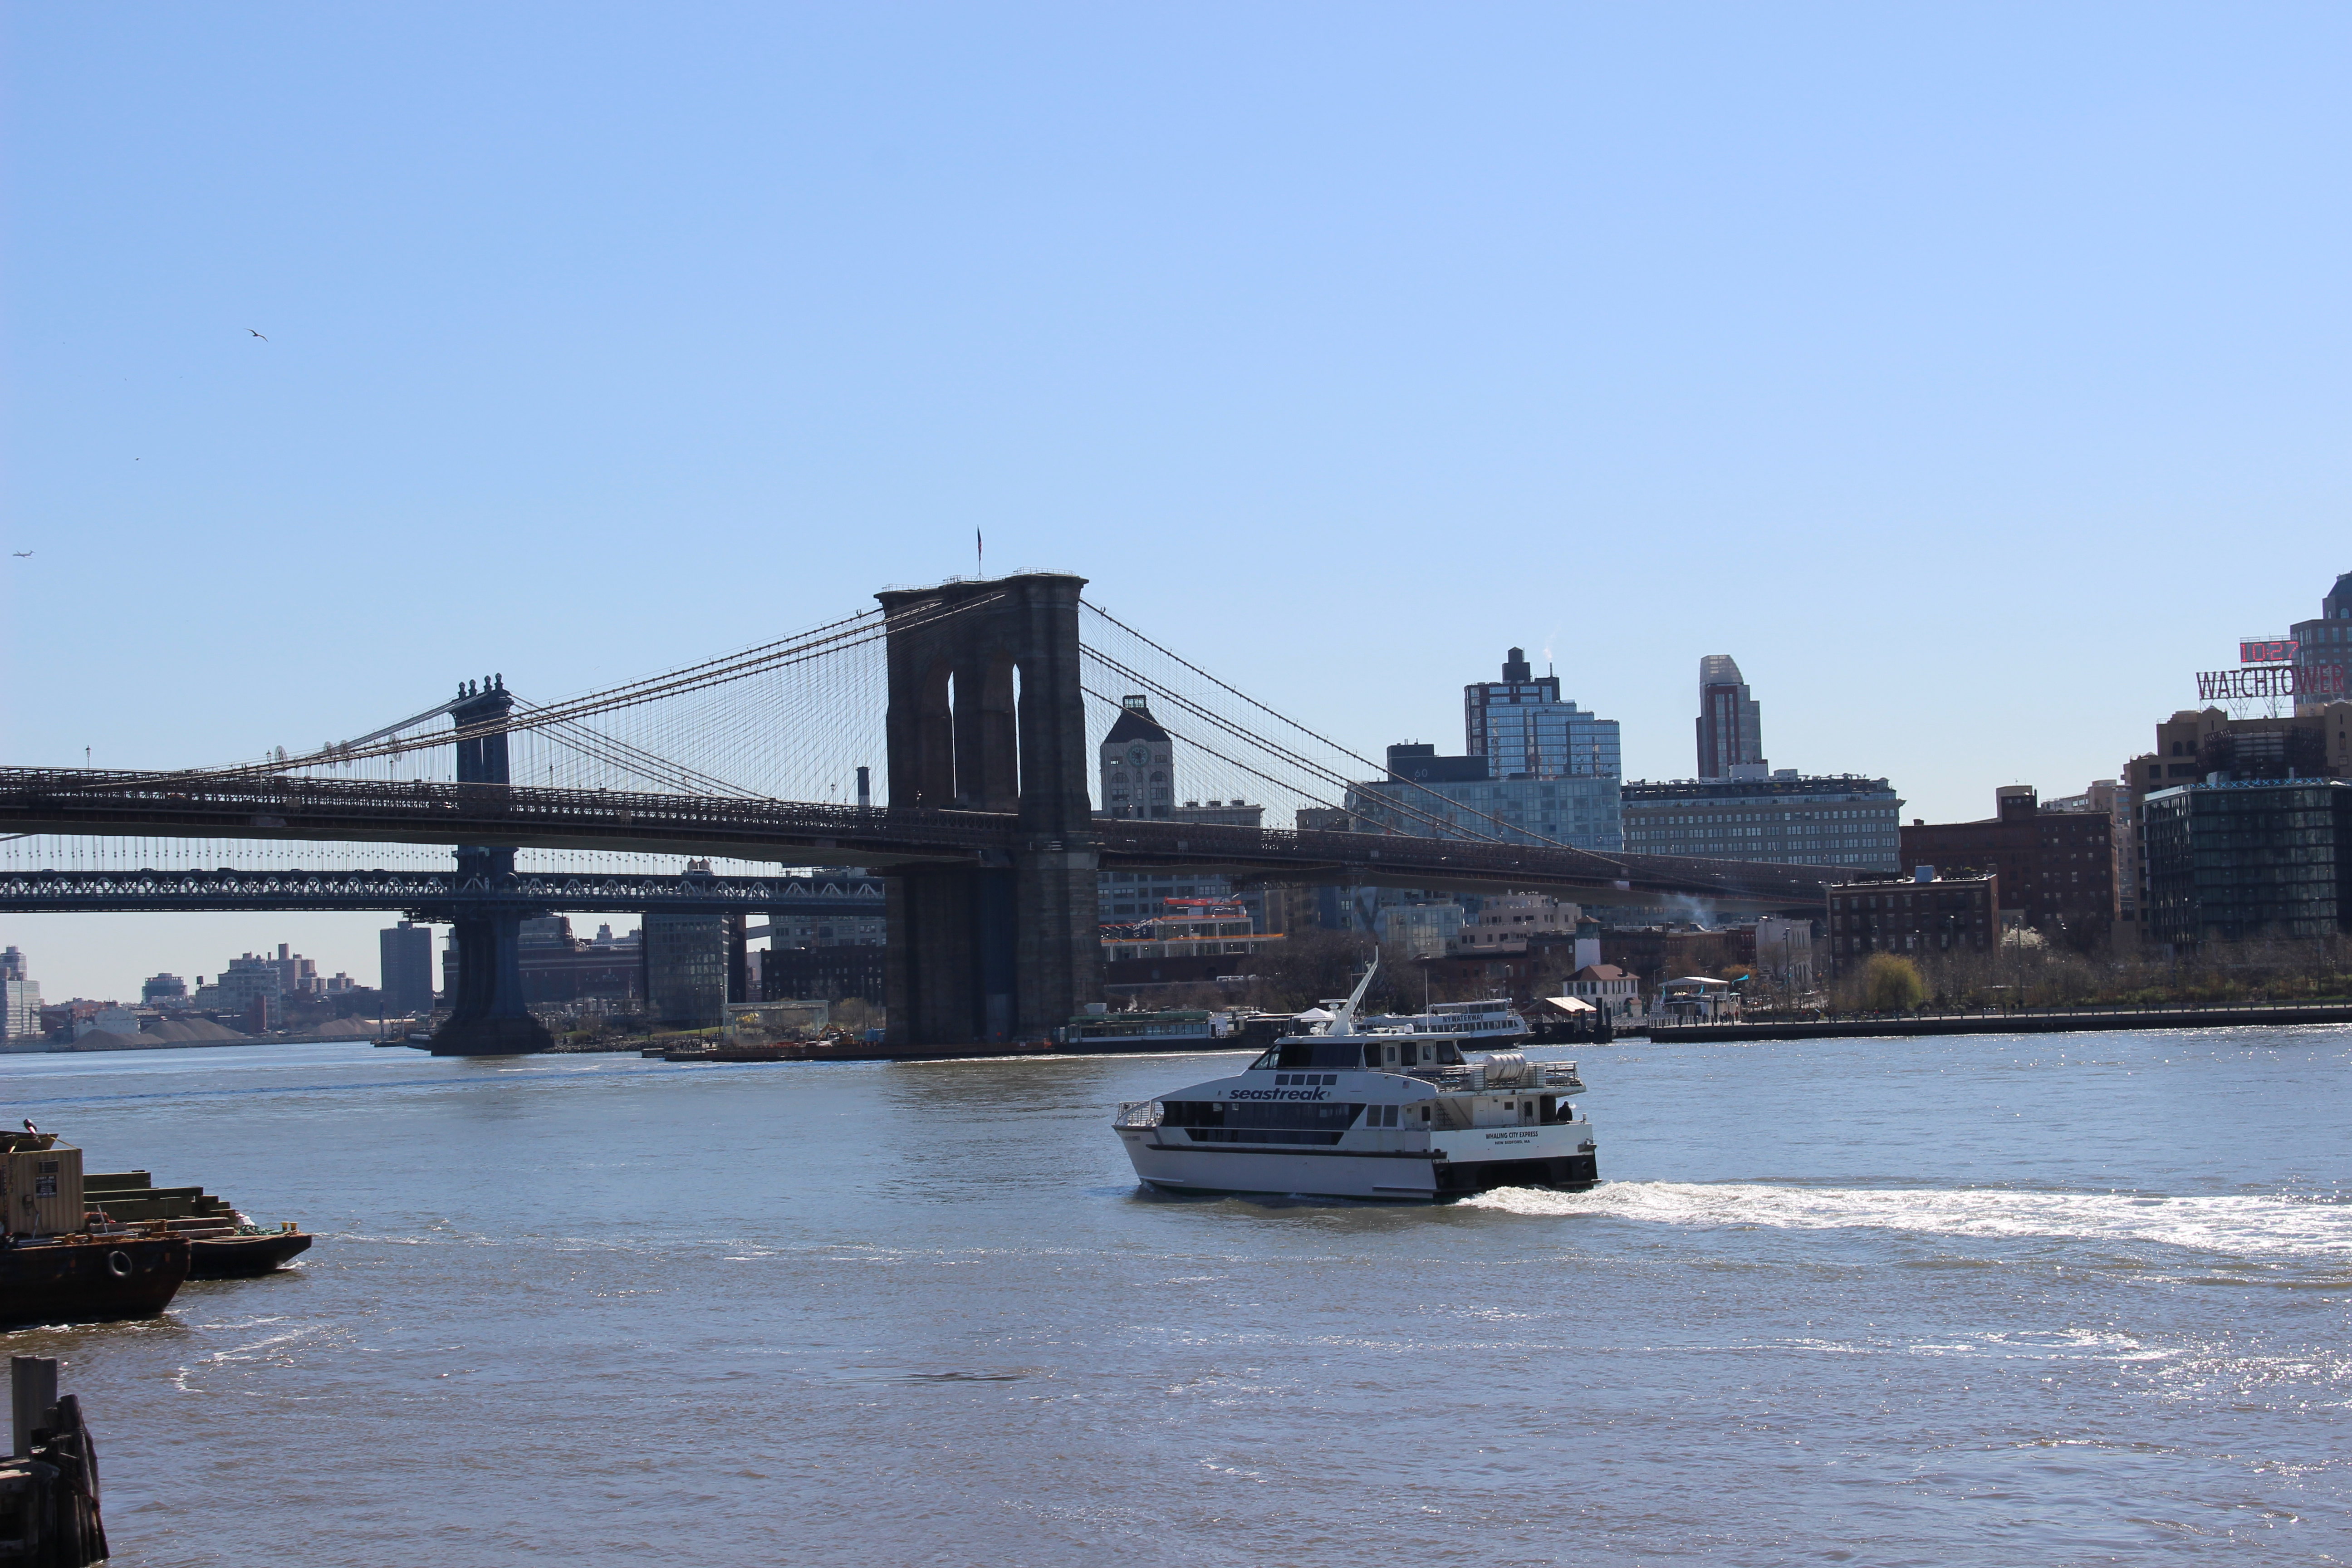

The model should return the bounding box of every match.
[1120,1130,1597,1202]
[0,1235,192,1328]
[186,1231,313,1279]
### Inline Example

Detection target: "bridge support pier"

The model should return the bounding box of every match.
[435,851,549,1056]
[431,678,554,1058]
[879,575,1099,1045]
[888,852,1098,1044]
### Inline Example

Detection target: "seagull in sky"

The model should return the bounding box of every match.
[248,329,267,341]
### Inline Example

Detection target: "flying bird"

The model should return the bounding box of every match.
[248,329,267,341]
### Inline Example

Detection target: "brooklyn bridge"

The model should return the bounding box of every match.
[1,573,1861,1052]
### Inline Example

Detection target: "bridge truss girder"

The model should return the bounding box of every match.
[0,769,985,869]
[0,768,1862,916]
[0,868,885,917]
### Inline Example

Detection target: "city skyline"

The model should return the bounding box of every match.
[8,569,2348,1003]
[7,6,2352,995]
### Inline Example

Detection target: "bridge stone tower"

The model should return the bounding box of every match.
[431,676,554,1057]
[877,573,1099,1045]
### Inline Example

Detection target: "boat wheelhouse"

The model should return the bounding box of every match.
[1112,957,1597,1202]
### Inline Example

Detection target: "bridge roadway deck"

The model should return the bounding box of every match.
[0,867,884,916]
[0,769,1859,911]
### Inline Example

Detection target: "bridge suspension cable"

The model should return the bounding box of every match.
[1079,599,1587,853]
[64,593,1000,794]
[1075,657,1478,844]
[510,704,769,800]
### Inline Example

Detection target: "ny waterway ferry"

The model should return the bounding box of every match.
[1059,1008,1235,1053]
[1359,996,1532,1044]
[1112,957,1597,1202]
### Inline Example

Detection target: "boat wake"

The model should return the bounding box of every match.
[1463,1180,2352,1260]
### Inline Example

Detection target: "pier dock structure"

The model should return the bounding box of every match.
[2,1355,107,1567]
[1649,1000,2352,1042]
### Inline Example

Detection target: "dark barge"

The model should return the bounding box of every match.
[2,1132,193,1329]
[83,1170,312,1279]
[0,1234,190,1330]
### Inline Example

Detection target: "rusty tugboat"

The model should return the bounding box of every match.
[1,1128,313,1331]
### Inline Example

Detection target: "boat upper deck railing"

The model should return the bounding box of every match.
[1399,1062,1583,1093]
[1113,1100,1166,1128]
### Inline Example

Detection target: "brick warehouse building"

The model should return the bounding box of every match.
[1824,871,1999,975]
[1901,786,2116,949]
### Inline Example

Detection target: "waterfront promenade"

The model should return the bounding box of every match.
[1651,999,2352,1042]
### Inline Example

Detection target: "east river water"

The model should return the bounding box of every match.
[5,1027,2349,1567]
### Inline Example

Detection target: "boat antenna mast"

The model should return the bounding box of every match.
[1331,950,1381,1037]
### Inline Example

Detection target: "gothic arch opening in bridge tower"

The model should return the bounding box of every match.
[970,652,1018,813]
[1009,660,1025,809]
[915,660,955,807]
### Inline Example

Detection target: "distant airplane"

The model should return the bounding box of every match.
[10,551,29,558]
[249,329,267,340]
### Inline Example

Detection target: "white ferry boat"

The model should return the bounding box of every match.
[1112,958,1597,1202]
[1060,1009,1233,1053]
[1359,996,1530,1043]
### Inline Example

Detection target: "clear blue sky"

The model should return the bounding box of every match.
[5,4,2348,1000]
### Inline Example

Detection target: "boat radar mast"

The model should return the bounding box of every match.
[1329,951,1380,1037]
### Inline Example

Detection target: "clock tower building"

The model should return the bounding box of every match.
[1099,695,1174,819]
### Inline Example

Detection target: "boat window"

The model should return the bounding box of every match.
[1169,1100,1367,1145]
[1276,1041,1368,1069]
[1171,1101,1362,1130]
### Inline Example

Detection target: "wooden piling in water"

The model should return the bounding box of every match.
[0,1356,108,1566]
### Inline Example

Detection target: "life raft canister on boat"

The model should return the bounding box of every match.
[1482,1051,1534,1087]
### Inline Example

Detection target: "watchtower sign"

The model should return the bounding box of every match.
[2197,663,2347,702]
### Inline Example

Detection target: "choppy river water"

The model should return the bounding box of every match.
[5,1026,2349,1566]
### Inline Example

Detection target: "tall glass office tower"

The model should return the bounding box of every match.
[1463,648,1621,780]
[1696,654,1767,779]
